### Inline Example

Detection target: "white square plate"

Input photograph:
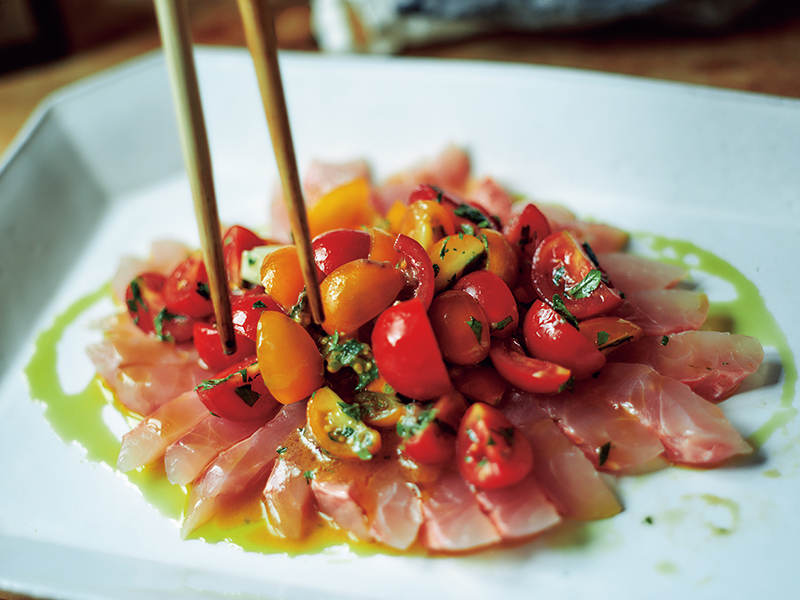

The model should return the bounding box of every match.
[1,48,798,600]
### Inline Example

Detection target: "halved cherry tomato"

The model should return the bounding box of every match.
[449,363,508,406]
[230,293,283,340]
[195,358,280,422]
[320,259,404,336]
[312,228,371,281]
[399,198,455,251]
[193,322,257,372]
[256,311,324,404]
[397,392,468,464]
[453,270,519,338]
[578,316,643,353]
[523,300,606,380]
[480,228,519,289]
[306,177,380,238]
[428,290,491,366]
[125,272,194,342]
[164,251,214,318]
[457,402,533,489]
[429,233,486,294]
[222,225,269,285]
[502,203,551,260]
[394,233,434,310]
[531,230,623,320]
[368,227,402,265]
[489,337,571,393]
[307,387,381,460]
[409,184,498,232]
[371,298,452,401]
[260,245,305,313]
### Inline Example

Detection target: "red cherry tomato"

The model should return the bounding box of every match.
[578,315,644,353]
[312,228,371,281]
[408,184,498,232]
[523,300,606,380]
[453,270,519,338]
[398,393,468,464]
[394,233,435,310]
[230,293,283,340]
[502,203,551,260]
[457,402,533,489]
[428,290,491,366]
[125,272,194,342]
[193,322,257,372]
[164,251,214,319]
[489,337,572,394]
[195,358,280,422]
[449,363,508,406]
[223,225,269,285]
[371,298,452,401]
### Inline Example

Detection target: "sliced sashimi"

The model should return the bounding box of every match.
[535,203,628,253]
[538,387,667,474]
[311,480,374,542]
[502,389,622,520]
[165,414,272,485]
[474,472,561,540]
[419,470,501,552]
[263,459,315,539]
[592,363,752,465]
[88,314,206,416]
[614,289,709,336]
[608,330,764,402]
[181,401,306,537]
[596,252,688,293]
[364,467,424,550]
[117,391,208,472]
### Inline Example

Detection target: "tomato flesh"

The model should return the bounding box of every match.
[193,322,257,372]
[126,272,194,342]
[394,233,435,310]
[223,225,269,286]
[489,337,571,394]
[502,203,551,260]
[196,358,279,422]
[164,251,214,319]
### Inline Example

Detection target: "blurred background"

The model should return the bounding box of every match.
[1,0,800,154]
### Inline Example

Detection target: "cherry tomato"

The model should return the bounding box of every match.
[260,245,306,313]
[489,337,571,394]
[312,228,371,281]
[192,322,257,372]
[163,251,214,319]
[307,387,381,460]
[429,233,487,294]
[457,402,533,489]
[428,290,491,366]
[230,293,283,340]
[125,272,194,342]
[503,203,551,260]
[256,311,324,404]
[523,300,606,380]
[195,358,280,422]
[453,270,519,338]
[578,316,644,353]
[320,259,404,337]
[480,228,519,289]
[531,230,623,320]
[399,198,455,251]
[394,233,435,310]
[371,298,452,401]
[409,184,498,232]
[398,392,468,464]
[368,227,402,265]
[449,363,508,406]
[222,225,269,285]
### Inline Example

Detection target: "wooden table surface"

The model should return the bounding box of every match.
[1,0,800,159]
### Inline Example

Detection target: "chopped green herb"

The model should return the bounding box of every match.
[552,265,566,286]
[492,316,513,331]
[439,239,449,259]
[303,470,315,483]
[477,456,490,468]
[566,269,602,299]
[486,435,496,446]
[598,441,611,466]
[498,426,515,445]
[276,446,288,454]
[128,278,147,313]
[453,204,492,228]
[460,223,476,236]
[196,281,211,300]
[153,308,178,342]
[551,293,579,328]
[582,242,600,268]
[396,404,437,439]
[252,300,268,309]
[467,316,483,343]
[209,411,220,418]
[661,335,669,346]
[320,332,379,391]
[558,376,575,393]
[432,263,440,277]
[338,401,364,422]
[195,362,256,391]
[518,224,533,252]
[597,331,610,346]
[235,384,261,407]
[643,516,654,525]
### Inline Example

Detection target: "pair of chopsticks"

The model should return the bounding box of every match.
[153,0,324,355]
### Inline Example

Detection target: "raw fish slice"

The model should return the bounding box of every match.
[116,391,208,472]
[263,458,314,539]
[593,364,752,465]
[535,203,628,253]
[88,314,206,416]
[311,480,374,542]
[502,389,622,520]
[596,252,688,293]
[608,331,764,402]
[165,414,272,485]
[614,289,709,336]
[420,470,501,552]
[364,467,423,550]
[474,472,561,540]
[181,401,306,537]
[466,177,514,226]
[538,387,667,473]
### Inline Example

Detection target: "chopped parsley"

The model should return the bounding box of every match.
[252,300,268,309]
[196,281,211,300]
[492,316,513,331]
[552,265,566,286]
[558,375,575,394]
[661,335,670,346]
[127,278,147,313]
[643,516,654,525]
[453,203,492,229]
[565,269,602,299]
[276,446,288,455]
[597,331,610,347]
[319,332,380,391]
[551,293,579,328]
[397,404,437,440]
[598,441,611,466]
[467,316,483,343]
[303,470,315,483]
[153,308,179,342]
[195,364,253,391]
[460,223,476,236]
[235,384,261,407]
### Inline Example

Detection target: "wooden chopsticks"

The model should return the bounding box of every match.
[153,0,325,356]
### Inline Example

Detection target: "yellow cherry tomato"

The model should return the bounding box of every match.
[260,245,305,312]
[307,387,382,460]
[307,178,381,238]
[429,234,487,294]
[399,200,455,251]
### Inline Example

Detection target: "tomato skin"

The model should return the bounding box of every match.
[453,270,519,338]
[125,272,195,342]
[164,251,214,319]
[312,228,371,281]
[531,230,623,320]
[428,290,491,366]
[307,387,381,460]
[398,392,468,464]
[195,358,280,422]
[394,233,435,310]
[503,203,551,260]
[223,225,269,285]
[457,402,533,489]
[193,322,257,372]
[578,316,644,353]
[260,245,306,313]
[371,298,452,401]
[523,300,606,380]
[230,293,283,340]
[489,337,572,394]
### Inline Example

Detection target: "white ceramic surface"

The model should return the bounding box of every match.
[0,48,798,600]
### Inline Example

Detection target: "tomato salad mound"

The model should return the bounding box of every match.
[94,145,764,553]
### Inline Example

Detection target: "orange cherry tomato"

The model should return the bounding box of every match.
[578,316,644,353]
[399,199,455,251]
[256,311,323,404]
[260,245,306,312]
[480,228,519,289]
[306,177,380,238]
